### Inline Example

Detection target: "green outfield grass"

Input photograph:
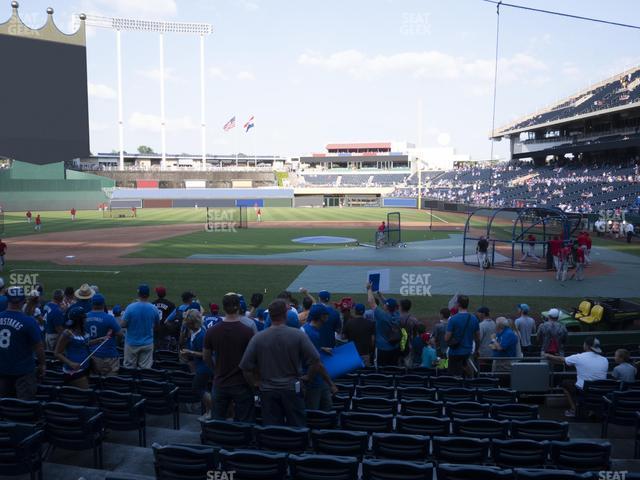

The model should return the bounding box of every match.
[0,207,465,238]
[5,260,589,323]
[129,228,454,258]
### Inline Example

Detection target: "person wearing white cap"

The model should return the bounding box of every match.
[537,308,567,358]
[545,335,608,418]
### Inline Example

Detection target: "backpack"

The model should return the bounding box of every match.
[546,336,560,355]
[387,322,402,345]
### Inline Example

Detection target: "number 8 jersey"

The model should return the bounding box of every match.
[0,309,42,376]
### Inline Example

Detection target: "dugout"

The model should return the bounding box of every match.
[463,207,582,270]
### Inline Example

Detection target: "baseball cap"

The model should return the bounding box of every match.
[308,304,328,321]
[548,308,560,319]
[92,294,106,306]
[385,298,398,311]
[6,286,26,303]
[187,301,202,312]
[584,336,602,354]
[112,304,122,316]
[318,290,331,301]
[477,306,490,315]
[138,284,150,297]
[354,303,366,315]
[155,286,167,297]
[209,303,219,313]
[517,303,530,313]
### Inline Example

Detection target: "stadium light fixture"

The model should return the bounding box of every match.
[77,14,213,170]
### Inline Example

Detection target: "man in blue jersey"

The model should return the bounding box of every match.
[0,286,45,399]
[121,285,161,369]
[263,291,300,328]
[87,294,123,376]
[316,290,342,348]
[444,294,480,377]
[367,284,401,366]
[301,304,337,411]
[44,289,66,351]
[204,303,223,329]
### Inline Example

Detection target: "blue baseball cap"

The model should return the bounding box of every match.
[6,286,26,303]
[318,290,330,301]
[309,304,329,321]
[138,284,150,297]
[92,294,106,306]
[187,301,202,312]
[354,303,366,315]
[112,304,122,316]
[385,298,398,311]
[517,303,530,313]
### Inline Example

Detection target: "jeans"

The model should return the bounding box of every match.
[212,383,255,423]
[260,389,307,427]
[304,383,332,411]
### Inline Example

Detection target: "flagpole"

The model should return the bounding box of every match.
[235,113,239,167]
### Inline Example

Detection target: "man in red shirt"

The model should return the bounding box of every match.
[558,244,572,282]
[26,210,32,223]
[376,221,386,248]
[572,246,585,281]
[522,233,539,261]
[549,236,562,274]
[34,214,42,232]
[70,208,77,221]
[585,232,592,264]
[0,238,6,272]
[256,208,262,222]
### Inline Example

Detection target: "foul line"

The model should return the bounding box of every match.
[427,211,450,224]
[10,268,121,275]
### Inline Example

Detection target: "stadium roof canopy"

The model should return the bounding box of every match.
[326,142,391,150]
[492,65,640,138]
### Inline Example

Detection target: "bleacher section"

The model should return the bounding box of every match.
[301,172,411,187]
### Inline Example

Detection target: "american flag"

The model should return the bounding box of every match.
[223,116,236,131]
[244,115,255,132]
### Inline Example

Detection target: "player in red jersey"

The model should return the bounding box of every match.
[26,210,32,223]
[70,208,77,221]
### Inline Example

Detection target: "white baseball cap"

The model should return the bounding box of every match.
[548,308,560,319]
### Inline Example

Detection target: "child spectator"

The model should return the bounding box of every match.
[421,333,438,368]
[612,349,637,383]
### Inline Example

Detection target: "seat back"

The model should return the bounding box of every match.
[253,425,309,453]
[371,432,429,460]
[430,376,464,389]
[306,410,338,430]
[396,374,428,388]
[465,377,501,389]
[445,401,490,420]
[575,301,591,318]
[492,439,549,468]
[102,376,137,393]
[451,418,508,439]
[138,368,169,382]
[219,448,288,480]
[288,454,358,480]
[510,420,569,441]
[352,396,398,415]
[137,379,178,412]
[491,403,539,421]
[438,388,476,403]
[200,420,253,449]
[355,385,395,399]
[605,390,640,423]
[437,463,513,480]
[396,387,436,402]
[432,436,490,464]
[0,398,43,425]
[56,386,97,406]
[359,374,394,387]
[550,441,611,472]
[310,429,368,458]
[476,388,517,405]
[362,458,433,480]
[396,415,450,436]
[0,421,44,475]
[400,399,443,417]
[152,443,216,480]
[43,402,102,448]
[339,412,394,433]
[514,468,593,480]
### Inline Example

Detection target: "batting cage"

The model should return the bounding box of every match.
[205,206,248,231]
[462,206,582,270]
[102,206,137,218]
[375,211,404,248]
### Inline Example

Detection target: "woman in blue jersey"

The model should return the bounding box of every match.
[55,307,110,388]
[180,309,213,421]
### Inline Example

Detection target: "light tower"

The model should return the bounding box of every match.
[78,14,213,170]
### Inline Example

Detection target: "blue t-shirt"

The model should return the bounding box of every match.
[301,323,323,387]
[166,303,189,323]
[374,306,399,351]
[319,304,341,348]
[62,331,90,373]
[188,326,212,375]
[421,346,438,368]
[264,308,300,329]
[446,312,479,356]
[44,302,65,335]
[86,311,122,358]
[204,315,222,330]
[0,310,42,376]
[123,301,160,346]
[493,327,518,358]
[411,336,425,365]
[0,295,8,313]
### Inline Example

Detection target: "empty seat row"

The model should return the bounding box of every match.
[154,441,613,480]
[334,385,518,404]
[338,373,501,389]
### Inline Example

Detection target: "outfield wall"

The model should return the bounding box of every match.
[91,170,276,188]
[0,161,113,211]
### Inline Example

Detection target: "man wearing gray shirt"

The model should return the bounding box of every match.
[239,299,334,426]
[515,303,536,356]
[477,306,496,359]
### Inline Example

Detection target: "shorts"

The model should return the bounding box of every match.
[92,356,120,376]
[193,371,212,397]
[0,372,38,400]
[561,379,581,400]
[63,368,90,384]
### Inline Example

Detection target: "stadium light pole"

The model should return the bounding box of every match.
[78,15,213,170]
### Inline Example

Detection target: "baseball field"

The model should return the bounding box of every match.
[2,207,639,323]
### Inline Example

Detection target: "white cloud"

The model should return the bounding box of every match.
[236,71,255,81]
[232,0,259,12]
[88,82,117,100]
[79,0,177,18]
[129,112,197,132]
[137,68,180,82]
[298,49,547,84]
[209,67,226,79]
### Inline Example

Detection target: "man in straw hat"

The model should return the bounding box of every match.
[545,336,608,418]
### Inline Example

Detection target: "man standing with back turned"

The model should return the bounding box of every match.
[444,295,480,377]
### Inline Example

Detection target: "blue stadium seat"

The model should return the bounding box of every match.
[362,458,433,480]
[200,419,253,450]
[310,429,368,459]
[371,432,430,460]
[219,448,288,480]
[152,443,217,480]
[288,453,358,480]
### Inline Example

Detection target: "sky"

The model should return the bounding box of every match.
[3,0,640,160]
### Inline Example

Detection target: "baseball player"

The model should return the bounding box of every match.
[376,221,386,248]
[521,234,539,261]
[256,207,262,222]
[34,214,42,232]
[0,238,6,272]
[70,208,77,221]
[557,243,572,282]
[476,236,489,270]
[26,210,32,223]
